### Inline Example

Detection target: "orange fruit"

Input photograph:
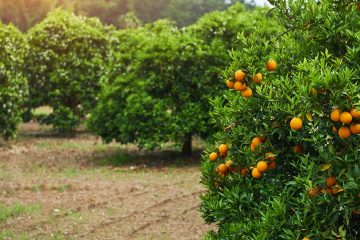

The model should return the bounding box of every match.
[241,88,253,98]
[226,80,234,89]
[330,108,341,122]
[308,187,319,197]
[290,117,303,130]
[209,152,218,161]
[302,237,310,240]
[218,144,228,154]
[265,59,277,71]
[338,126,351,139]
[252,73,263,84]
[332,126,338,133]
[326,176,336,187]
[225,160,233,168]
[256,161,268,172]
[218,164,228,175]
[251,137,262,147]
[234,81,246,91]
[240,168,249,176]
[340,112,352,124]
[265,152,276,161]
[234,70,246,82]
[293,144,304,154]
[350,108,360,118]
[251,168,262,179]
[267,161,276,170]
[350,123,360,134]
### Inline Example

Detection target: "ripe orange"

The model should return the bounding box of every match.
[234,81,246,91]
[350,123,360,134]
[226,80,234,89]
[252,168,262,179]
[266,59,277,71]
[290,117,303,130]
[326,176,336,187]
[308,187,319,197]
[265,152,276,161]
[332,126,337,133]
[340,112,352,124]
[240,168,249,176]
[241,88,253,98]
[218,164,228,175]
[267,161,276,170]
[257,161,268,172]
[225,160,233,168]
[251,137,262,147]
[218,144,228,154]
[293,144,304,154]
[338,126,351,139]
[351,108,360,118]
[234,70,246,82]
[330,108,341,122]
[252,73,263,84]
[209,152,218,161]
[302,237,310,240]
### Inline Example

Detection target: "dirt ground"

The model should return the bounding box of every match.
[0,123,213,240]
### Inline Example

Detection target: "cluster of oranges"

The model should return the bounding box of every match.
[209,138,280,179]
[308,176,344,197]
[330,108,360,138]
[225,59,277,98]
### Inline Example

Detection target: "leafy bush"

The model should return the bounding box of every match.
[201,1,360,239]
[25,9,111,132]
[88,4,280,155]
[0,23,28,139]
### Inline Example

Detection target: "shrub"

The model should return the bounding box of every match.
[25,9,111,132]
[88,4,280,156]
[0,23,28,139]
[201,1,360,239]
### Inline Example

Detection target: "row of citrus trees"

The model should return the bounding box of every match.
[0,3,281,155]
[201,0,360,239]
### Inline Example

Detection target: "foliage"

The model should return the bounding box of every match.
[201,1,360,239]
[0,0,248,31]
[0,22,28,139]
[88,4,280,155]
[25,9,111,132]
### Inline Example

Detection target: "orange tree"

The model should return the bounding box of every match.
[0,23,28,139]
[24,10,111,132]
[201,1,360,239]
[88,4,280,156]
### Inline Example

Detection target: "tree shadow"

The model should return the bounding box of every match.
[88,148,203,169]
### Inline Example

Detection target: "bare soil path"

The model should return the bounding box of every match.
[0,123,212,240]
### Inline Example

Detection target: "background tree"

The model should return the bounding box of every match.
[88,4,279,156]
[24,10,112,132]
[201,1,360,239]
[0,22,28,139]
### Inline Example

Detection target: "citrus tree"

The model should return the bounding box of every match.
[25,9,111,132]
[201,1,360,239]
[0,22,28,139]
[88,4,280,156]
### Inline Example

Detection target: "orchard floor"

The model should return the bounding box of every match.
[0,123,212,240]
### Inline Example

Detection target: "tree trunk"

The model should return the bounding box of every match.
[182,133,192,157]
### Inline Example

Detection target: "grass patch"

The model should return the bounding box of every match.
[0,203,42,222]
[0,230,29,240]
